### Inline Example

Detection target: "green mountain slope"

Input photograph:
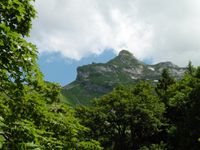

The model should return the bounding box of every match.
[61,50,186,105]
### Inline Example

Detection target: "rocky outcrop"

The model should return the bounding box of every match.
[62,50,186,105]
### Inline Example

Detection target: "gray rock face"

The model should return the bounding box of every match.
[62,50,187,105]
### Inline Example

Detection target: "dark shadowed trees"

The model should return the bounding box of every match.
[76,82,166,149]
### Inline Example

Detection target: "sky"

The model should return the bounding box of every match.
[38,49,116,85]
[29,0,200,85]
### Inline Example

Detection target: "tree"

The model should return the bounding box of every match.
[76,82,166,150]
[0,0,101,149]
[155,69,175,105]
[186,61,195,75]
[0,0,41,89]
[165,68,200,150]
[0,0,40,148]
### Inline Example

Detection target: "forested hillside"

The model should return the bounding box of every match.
[0,0,200,150]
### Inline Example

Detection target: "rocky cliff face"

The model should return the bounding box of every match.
[62,50,186,105]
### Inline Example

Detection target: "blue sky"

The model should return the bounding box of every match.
[38,49,116,86]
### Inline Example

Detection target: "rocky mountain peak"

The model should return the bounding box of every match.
[108,50,142,66]
[117,50,137,60]
[118,50,134,57]
[156,61,178,68]
[62,50,187,105]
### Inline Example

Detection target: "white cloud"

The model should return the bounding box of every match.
[30,0,200,66]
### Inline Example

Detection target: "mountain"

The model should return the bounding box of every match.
[61,50,186,105]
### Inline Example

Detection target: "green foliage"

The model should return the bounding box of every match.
[0,0,41,88]
[0,0,36,36]
[160,68,200,150]
[76,82,166,149]
[61,82,102,105]
[139,141,167,150]
[186,61,195,75]
[0,0,101,149]
[77,140,102,150]
[156,68,175,105]
[0,83,101,149]
[75,65,200,150]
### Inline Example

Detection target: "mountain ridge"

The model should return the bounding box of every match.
[61,50,186,105]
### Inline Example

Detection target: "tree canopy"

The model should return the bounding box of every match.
[0,0,101,149]
[76,68,200,150]
[76,82,166,149]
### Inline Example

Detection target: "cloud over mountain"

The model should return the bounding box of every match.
[30,0,200,66]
